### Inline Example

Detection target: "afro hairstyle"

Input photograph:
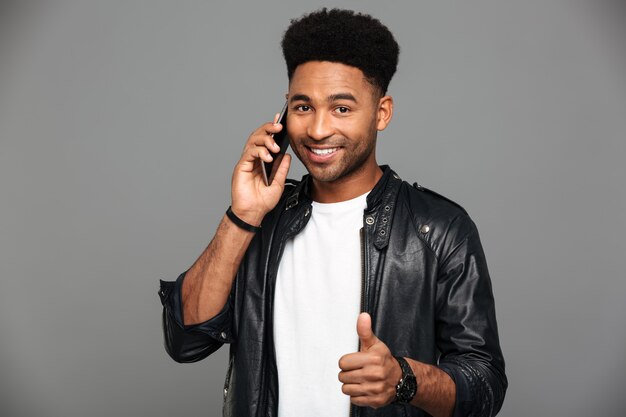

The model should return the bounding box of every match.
[281,8,400,96]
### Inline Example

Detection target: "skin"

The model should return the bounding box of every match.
[285,61,391,203]
[181,60,455,417]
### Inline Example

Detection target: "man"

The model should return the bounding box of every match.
[159,8,507,417]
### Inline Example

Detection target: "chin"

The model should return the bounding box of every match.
[299,162,338,182]
[306,162,363,184]
[309,172,342,183]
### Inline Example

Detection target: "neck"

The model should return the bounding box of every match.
[311,161,383,203]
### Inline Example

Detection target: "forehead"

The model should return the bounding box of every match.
[288,61,374,99]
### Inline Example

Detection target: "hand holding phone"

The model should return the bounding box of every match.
[262,100,289,186]
[229,100,291,227]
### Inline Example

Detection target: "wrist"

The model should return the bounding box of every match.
[393,356,418,404]
[226,206,263,232]
[230,203,267,227]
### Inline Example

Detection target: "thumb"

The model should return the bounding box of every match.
[357,312,378,351]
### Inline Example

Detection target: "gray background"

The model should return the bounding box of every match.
[1,0,625,416]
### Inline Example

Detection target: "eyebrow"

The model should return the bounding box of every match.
[328,93,358,103]
[289,93,358,104]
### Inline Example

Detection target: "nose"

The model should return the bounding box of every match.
[306,111,333,141]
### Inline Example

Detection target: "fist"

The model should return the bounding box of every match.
[338,313,402,409]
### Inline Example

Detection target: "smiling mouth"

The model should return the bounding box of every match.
[307,147,340,155]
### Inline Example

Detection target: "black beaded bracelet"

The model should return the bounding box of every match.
[226,206,261,233]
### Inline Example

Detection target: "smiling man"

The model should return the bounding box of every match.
[159,8,507,417]
[287,61,387,202]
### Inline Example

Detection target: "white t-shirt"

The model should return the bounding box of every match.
[273,192,368,417]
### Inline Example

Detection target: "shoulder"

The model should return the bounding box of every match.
[395,180,479,258]
[398,180,468,223]
[260,178,302,224]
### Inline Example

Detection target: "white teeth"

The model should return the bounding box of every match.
[310,147,338,155]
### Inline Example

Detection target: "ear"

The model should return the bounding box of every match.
[376,95,394,131]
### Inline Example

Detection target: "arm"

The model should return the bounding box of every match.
[406,359,455,417]
[338,216,506,417]
[183,118,292,325]
[181,213,258,326]
[159,116,292,362]
[434,215,507,417]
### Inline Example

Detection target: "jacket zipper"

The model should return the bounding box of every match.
[350,227,367,417]
[359,227,366,316]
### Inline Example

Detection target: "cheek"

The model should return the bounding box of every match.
[286,117,306,137]
[340,117,375,143]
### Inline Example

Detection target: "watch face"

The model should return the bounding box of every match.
[397,375,417,402]
[403,375,417,398]
[395,357,418,403]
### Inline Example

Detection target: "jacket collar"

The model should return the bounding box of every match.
[283,165,402,250]
[285,165,402,210]
[365,165,399,210]
[368,166,402,249]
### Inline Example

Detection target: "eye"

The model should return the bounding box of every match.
[334,106,350,114]
[295,105,311,112]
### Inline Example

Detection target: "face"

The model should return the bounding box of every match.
[286,61,392,187]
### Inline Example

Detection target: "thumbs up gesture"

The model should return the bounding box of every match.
[338,313,403,409]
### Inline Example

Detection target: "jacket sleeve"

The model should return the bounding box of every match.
[435,215,508,417]
[159,271,235,363]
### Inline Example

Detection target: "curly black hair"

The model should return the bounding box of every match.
[281,8,400,96]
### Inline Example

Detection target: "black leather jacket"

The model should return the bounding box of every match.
[159,166,507,417]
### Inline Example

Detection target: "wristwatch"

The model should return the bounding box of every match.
[394,356,417,404]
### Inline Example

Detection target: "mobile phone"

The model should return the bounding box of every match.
[262,100,289,186]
